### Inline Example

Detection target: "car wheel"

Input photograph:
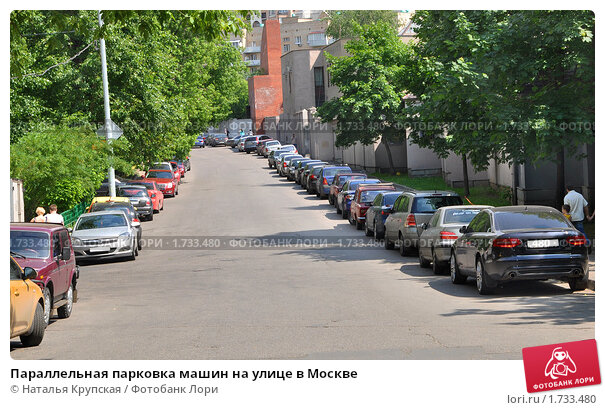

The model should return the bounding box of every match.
[129,240,137,260]
[328,195,334,205]
[148,212,154,221]
[384,234,395,250]
[57,283,73,319]
[342,209,348,219]
[569,277,588,291]
[356,218,363,230]
[42,287,52,326]
[419,250,431,268]
[19,303,45,347]
[431,251,444,274]
[365,220,373,237]
[399,234,410,256]
[137,235,142,250]
[450,253,466,284]
[175,188,179,196]
[374,222,384,240]
[316,192,320,198]
[475,258,493,295]
[348,212,355,225]
[160,201,164,211]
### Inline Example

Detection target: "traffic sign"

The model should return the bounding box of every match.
[96,120,123,140]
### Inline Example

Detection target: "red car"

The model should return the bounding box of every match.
[145,169,179,197]
[349,183,396,230]
[170,160,185,179]
[132,180,165,212]
[10,223,79,326]
[329,173,367,206]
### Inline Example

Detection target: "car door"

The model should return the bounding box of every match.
[420,210,441,257]
[458,211,489,273]
[60,229,74,290]
[385,196,401,240]
[10,258,34,336]
[396,195,411,238]
[51,231,66,298]
[367,194,381,228]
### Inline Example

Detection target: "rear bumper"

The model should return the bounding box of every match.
[485,253,588,283]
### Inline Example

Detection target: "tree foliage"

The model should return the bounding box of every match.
[324,10,400,40]
[317,23,407,173]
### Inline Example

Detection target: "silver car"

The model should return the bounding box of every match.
[417,205,492,274]
[71,210,139,261]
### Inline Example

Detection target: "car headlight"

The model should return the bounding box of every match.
[166,182,173,188]
[72,238,82,246]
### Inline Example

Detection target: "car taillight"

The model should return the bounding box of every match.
[310,175,316,180]
[440,231,458,240]
[405,214,416,227]
[567,235,586,246]
[133,218,140,223]
[492,238,522,248]
[323,178,328,185]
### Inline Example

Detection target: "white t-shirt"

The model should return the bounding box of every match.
[563,190,588,222]
[45,212,64,224]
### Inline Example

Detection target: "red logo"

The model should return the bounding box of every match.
[522,339,601,393]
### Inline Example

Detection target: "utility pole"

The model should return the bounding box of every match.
[98,10,116,197]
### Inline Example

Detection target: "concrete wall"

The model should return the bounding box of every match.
[442,154,490,188]
[406,139,441,176]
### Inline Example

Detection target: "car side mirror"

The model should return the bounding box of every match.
[23,267,37,280]
[67,227,73,234]
[459,226,468,234]
[62,247,71,261]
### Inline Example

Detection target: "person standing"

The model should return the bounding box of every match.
[44,204,65,225]
[30,207,46,222]
[563,185,590,235]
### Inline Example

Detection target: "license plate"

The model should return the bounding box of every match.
[526,239,559,248]
[89,246,110,252]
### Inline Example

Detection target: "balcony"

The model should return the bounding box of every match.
[243,46,261,54]
[245,59,261,67]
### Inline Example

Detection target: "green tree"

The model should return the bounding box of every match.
[317,23,407,174]
[324,10,400,40]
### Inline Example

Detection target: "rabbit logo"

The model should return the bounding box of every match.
[545,347,577,380]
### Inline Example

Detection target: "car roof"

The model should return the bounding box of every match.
[80,209,130,217]
[356,183,395,192]
[491,205,558,213]
[119,185,148,189]
[438,205,492,211]
[407,190,461,197]
[10,222,65,232]
[92,196,130,203]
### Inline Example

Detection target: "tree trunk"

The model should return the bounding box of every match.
[555,147,565,210]
[461,154,470,197]
[382,137,396,175]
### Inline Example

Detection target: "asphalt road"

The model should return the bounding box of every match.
[11,146,595,360]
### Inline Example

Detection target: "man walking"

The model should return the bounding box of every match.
[45,204,65,225]
[564,185,590,235]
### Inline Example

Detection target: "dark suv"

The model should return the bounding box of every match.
[10,223,79,326]
[384,191,463,256]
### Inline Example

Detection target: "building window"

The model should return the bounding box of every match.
[282,37,290,43]
[283,44,290,52]
[308,33,327,46]
[294,36,302,45]
[252,41,257,47]
[314,67,326,107]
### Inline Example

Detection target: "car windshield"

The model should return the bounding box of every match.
[360,191,381,202]
[118,188,147,197]
[10,231,51,259]
[76,214,128,230]
[382,193,400,206]
[267,141,280,146]
[413,196,463,213]
[137,182,155,190]
[312,167,324,175]
[323,167,351,177]
[495,211,572,231]
[147,171,173,179]
[443,209,482,224]
[152,164,171,170]
[348,180,378,190]
[90,203,133,218]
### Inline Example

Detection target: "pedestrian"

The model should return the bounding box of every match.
[224,128,229,136]
[44,204,65,225]
[30,207,46,222]
[239,128,244,137]
[561,204,572,221]
[563,185,590,235]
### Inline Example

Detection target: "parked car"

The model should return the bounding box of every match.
[10,223,78,326]
[417,205,492,274]
[257,139,276,155]
[336,179,381,217]
[145,169,179,197]
[231,135,245,148]
[278,154,303,176]
[295,159,323,184]
[95,177,124,196]
[169,160,185,179]
[151,162,173,172]
[349,184,396,229]
[364,191,404,239]
[182,157,191,171]
[329,173,367,205]
[87,201,142,250]
[193,136,205,148]
[262,140,281,157]
[268,146,297,168]
[117,185,154,221]
[302,162,328,190]
[226,134,238,147]
[10,255,46,347]
[315,166,352,199]
[237,137,248,151]
[384,191,463,256]
[306,164,329,194]
[129,180,165,213]
[211,133,229,147]
[244,135,271,153]
[71,210,139,261]
[450,206,589,294]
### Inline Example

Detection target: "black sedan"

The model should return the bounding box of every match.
[450,206,589,294]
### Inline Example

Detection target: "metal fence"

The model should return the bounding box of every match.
[60,199,90,227]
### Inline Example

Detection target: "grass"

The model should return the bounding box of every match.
[370,172,511,207]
